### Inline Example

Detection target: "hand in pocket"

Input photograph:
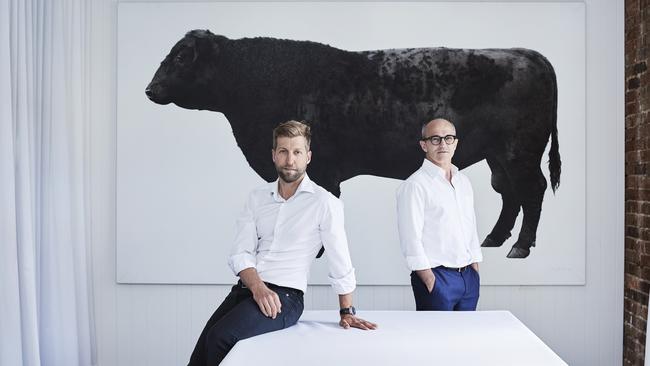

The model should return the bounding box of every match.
[416,269,436,293]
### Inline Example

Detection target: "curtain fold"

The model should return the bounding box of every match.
[1,0,95,365]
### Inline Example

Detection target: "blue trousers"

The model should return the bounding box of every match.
[188,281,304,365]
[411,266,480,311]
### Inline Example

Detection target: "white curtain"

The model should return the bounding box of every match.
[0,0,95,365]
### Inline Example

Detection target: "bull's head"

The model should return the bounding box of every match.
[145,29,225,110]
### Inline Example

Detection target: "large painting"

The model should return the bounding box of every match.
[117,2,585,285]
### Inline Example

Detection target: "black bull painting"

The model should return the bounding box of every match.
[145,29,560,259]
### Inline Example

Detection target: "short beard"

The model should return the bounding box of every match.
[276,167,305,183]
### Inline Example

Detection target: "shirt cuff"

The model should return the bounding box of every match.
[328,268,356,294]
[406,255,431,271]
[228,253,256,276]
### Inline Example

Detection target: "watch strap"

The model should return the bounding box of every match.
[339,306,356,316]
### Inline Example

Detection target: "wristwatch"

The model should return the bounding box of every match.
[339,306,356,316]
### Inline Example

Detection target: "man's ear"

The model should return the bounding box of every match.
[307,150,312,164]
[419,140,428,153]
[271,149,276,163]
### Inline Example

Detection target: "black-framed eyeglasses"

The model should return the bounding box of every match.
[421,134,457,145]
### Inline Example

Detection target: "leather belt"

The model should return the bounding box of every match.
[440,265,471,272]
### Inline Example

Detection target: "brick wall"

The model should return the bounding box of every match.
[626,1,650,365]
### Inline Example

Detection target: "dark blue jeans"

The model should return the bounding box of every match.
[411,266,480,311]
[188,281,304,365]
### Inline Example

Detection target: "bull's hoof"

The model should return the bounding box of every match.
[481,237,503,247]
[481,233,511,248]
[506,242,535,258]
[506,239,535,258]
[506,246,530,258]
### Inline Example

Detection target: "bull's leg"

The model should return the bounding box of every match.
[504,159,547,259]
[481,158,521,248]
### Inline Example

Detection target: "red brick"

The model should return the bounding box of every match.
[641,254,650,267]
[628,0,640,9]
[626,163,645,175]
[640,227,650,241]
[628,40,639,56]
[628,237,642,251]
[629,90,641,104]
[625,3,650,363]
[628,188,640,201]
[633,315,648,332]
[642,112,650,125]
[629,151,643,164]
[631,175,650,189]
[641,72,650,85]
[628,273,642,288]
[627,0,640,16]
[642,215,650,227]
[641,149,650,163]
[627,201,638,213]
[642,202,650,215]
[638,265,650,279]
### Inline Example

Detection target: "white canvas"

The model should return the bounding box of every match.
[116,2,585,285]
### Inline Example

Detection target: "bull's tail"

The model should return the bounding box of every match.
[547,69,561,193]
[549,122,561,193]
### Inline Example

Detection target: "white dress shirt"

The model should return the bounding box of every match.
[396,159,483,270]
[228,174,356,294]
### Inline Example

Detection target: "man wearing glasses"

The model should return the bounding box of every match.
[396,118,482,311]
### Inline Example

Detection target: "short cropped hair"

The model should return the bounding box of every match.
[421,118,456,138]
[273,120,311,150]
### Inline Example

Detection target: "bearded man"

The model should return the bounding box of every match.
[188,120,376,366]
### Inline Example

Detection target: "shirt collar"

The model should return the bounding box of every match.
[421,158,459,180]
[270,173,315,201]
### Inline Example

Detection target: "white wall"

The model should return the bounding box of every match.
[90,1,623,365]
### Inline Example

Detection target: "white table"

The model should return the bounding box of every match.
[221,310,566,366]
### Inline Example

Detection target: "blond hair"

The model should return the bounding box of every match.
[273,120,311,149]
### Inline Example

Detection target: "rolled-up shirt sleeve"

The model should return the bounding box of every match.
[396,181,431,271]
[228,193,258,276]
[320,196,356,294]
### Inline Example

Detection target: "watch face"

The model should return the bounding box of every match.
[340,306,356,315]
